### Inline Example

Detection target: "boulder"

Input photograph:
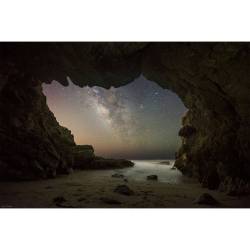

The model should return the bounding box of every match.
[147,175,158,181]
[194,193,219,206]
[91,158,134,169]
[114,185,134,196]
[53,196,67,204]
[100,197,122,205]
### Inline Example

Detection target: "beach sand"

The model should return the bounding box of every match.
[0,168,249,208]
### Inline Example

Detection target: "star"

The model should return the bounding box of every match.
[42,75,187,159]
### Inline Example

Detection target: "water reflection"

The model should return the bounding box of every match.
[114,160,184,184]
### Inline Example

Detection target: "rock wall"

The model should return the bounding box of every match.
[0,72,75,180]
[0,42,250,191]
[141,43,250,191]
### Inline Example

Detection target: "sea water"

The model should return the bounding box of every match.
[114,160,184,184]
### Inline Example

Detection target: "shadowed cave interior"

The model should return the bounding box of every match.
[0,42,250,207]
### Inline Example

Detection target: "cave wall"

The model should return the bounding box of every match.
[0,42,250,192]
[140,43,250,192]
[0,72,75,180]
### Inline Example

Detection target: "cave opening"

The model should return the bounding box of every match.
[42,75,187,162]
[1,43,250,207]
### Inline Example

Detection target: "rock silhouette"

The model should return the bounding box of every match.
[0,42,250,193]
[147,175,158,181]
[194,193,219,206]
[114,185,134,196]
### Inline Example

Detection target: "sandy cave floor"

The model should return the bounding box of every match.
[0,169,250,208]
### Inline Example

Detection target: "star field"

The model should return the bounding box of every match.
[42,75,187,159]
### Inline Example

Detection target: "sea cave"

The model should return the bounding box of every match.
[0,42,250,207]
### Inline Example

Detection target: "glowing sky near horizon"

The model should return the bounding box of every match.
[42,75,187,159]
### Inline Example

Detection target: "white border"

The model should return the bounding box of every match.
[0,209,249,250]
[0,0,250,41]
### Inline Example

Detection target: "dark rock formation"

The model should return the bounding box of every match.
[90,158,134,169]
[73,146,134,170]
[100,197,122,205]
[114,185,134,196]
[73,145,95,169]
[0,42,250,191]
[218,176,250,196]
[53,196,67,204]
[194,193,219,206]
[0,75,75,180]
[178,125,196,137]
[147,175,158,181]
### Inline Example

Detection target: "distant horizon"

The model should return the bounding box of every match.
[91,156,176,161]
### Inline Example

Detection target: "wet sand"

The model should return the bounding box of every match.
[0,168,249,208]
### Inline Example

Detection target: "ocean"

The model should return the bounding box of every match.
[113,159,184,184]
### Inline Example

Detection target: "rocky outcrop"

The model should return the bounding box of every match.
[0,66,133,180]
[0,74,76,180]
[72,145,134,170]
[194,193,219,206]
[73,145,95,169]
[90,158,134,169]
[147,175,158,181]
[178,125,196,137]
[140,43,250,192]
[0,42,250,191]
[114,185,134,196]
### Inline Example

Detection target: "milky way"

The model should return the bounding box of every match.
[42,75,187,159]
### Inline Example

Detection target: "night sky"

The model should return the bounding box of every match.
[42,75,187,159]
